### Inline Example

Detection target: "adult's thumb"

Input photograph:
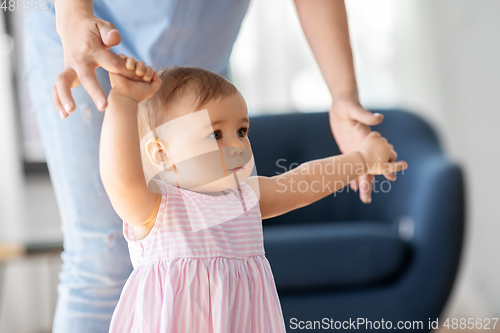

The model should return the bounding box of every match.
[349,106,384,126]
[98,22,121,48]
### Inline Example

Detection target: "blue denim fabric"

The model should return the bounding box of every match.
[22,1,249,331]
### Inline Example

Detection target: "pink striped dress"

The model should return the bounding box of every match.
[108,179,287,332]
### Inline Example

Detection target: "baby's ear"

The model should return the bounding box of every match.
[145,138,173,171]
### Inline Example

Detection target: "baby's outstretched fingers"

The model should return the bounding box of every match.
[384,172,397,181]
[125,57,136,71]
[118,54,127,60]
[389,161,408,174]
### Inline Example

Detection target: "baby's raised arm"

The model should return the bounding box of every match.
[253,131,408,219]
[99,56,162,227]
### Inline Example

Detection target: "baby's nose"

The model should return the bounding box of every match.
[226,145,245,156]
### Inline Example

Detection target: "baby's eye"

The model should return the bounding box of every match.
[237,128,248,137]
[208,131,222,140]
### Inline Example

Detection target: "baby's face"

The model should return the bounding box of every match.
[154,90,254,193]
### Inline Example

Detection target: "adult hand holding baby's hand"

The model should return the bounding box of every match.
[52,8,152,118]
[108,55,161,104]
[329,98,398,204]
[358,131,408,175]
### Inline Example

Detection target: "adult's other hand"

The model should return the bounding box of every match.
[329,97,396,204]
[52,8,146,118]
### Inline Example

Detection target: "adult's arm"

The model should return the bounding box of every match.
[53,0,146,118]
[293,0,396,204]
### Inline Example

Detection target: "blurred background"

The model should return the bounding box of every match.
[1,0,499,331]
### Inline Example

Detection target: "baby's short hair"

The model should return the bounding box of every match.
[137,66,239,141]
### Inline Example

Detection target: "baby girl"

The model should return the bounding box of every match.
[99,55,407,332]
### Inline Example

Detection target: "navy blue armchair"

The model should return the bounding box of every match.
[248,109,465,332]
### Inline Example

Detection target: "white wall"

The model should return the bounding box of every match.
[0,12,27,243]
[394,0,500,316]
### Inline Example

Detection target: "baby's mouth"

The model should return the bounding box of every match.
[227,165,244,173]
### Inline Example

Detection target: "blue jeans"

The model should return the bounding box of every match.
[23,6,232,332]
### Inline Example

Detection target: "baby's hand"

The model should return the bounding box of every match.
[108,54,161,103]
[359,131,408,175]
